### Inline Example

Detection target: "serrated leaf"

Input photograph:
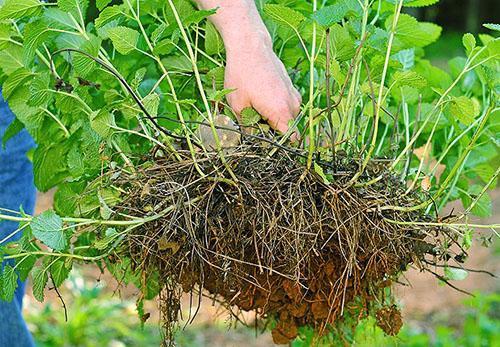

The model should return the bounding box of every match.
[73,36,101,77]
[0,45,24,75]
[50,259,71,287]
[483,23,500,32]
[17,254,37,282]
[23,19,58,63]
[462,33,476,54]
[28,73,52,107]
[32,266,48,302]
[57,0,89,21]
[95,5,124,29]
[240,107,261,126]
[386,14,441,50]
[264,4,305,29]
[461,185,492,218]
[2,118,24,149]
[142,93,160,117]
[311,0,361,27]
[331,24,355,62]
[90,109,115,138]
[385,0,439,6]
[2,68,34,100]
[0,0,43,20]
[444,267,468,281]
[107,26,139,55]
[96,0,112,10]
[33,143,69,192]
[184,8,216,26]
[45,8,77,30]
[31,210,67,251]
[94,228,118,250]
[445,96,479,126]
[1,265,18,302]
[391,70,427,89]
[205,21,224,55]
[207,88,234,103]
[393,48,415,70]
[0,23,13,50]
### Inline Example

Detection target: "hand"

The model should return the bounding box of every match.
[195,0,301,133]
[224,37,301,133]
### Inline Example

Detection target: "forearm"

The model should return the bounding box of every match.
[194,0,272,52]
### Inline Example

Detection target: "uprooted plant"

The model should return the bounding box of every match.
[0,0,498,345]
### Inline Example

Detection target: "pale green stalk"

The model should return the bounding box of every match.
[347,0,404,186]
[307,0,318,169]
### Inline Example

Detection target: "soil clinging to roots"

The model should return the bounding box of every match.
[115,146,438,345]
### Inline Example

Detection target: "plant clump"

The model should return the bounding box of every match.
[113,146,438,344]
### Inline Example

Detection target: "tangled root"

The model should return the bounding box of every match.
[113,146,440,345]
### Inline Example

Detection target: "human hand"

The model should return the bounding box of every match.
[195,0,301,133]
[224,36,301,133]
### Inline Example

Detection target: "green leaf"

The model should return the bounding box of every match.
[90,109,115,138]
[391,70,427,89]
[57,0,89,21]
[444,267,468,281]
[96,0,113,10]
[386,0,439,6]
[94,228,118,250]
[461,185,492,218]
[184,8,216,26]
[30,210,67,251]
[95,5,124,29]
[483,23,500,32]
[330,24,355,62]
[50,259,71,287]
[1,265,18,302]
[142,93,160,118]
[207,88,235,103]
[32,266,48,302]
[0,23,13,50]
[2,118,24,149]
[0,0,43,20]
[23,19,58,63]
[33,144,69,192]
[240,107,261,126]
[45,8,78,29]
[445,96,480,126]
[473,164,498,187]
[28,73,52,107]
[264,4,305,29]
[2,68,34,100]
[311,0,361,27]
[462,33,476,54]
[314,162,330,184]
[17,254,37,282]
[205,21,224,55]
[386,14,441,50]
[0,45,24,75]
[73,36,101,77]
[107,26,139,55]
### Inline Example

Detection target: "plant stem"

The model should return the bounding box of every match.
[307,0,318,169]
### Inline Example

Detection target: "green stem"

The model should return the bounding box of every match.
[307,0,318,169]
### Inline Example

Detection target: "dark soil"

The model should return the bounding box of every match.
[111,146,445,345]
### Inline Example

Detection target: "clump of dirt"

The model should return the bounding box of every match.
[376,305,403,336]
[113,146,441,345]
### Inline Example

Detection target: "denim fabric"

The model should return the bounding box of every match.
[0,91,36,347]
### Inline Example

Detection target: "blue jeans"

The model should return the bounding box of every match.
[0,92,36,347]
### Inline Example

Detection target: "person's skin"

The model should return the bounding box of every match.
[195,0,301,133]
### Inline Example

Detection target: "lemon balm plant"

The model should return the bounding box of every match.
[0,0,498,345]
